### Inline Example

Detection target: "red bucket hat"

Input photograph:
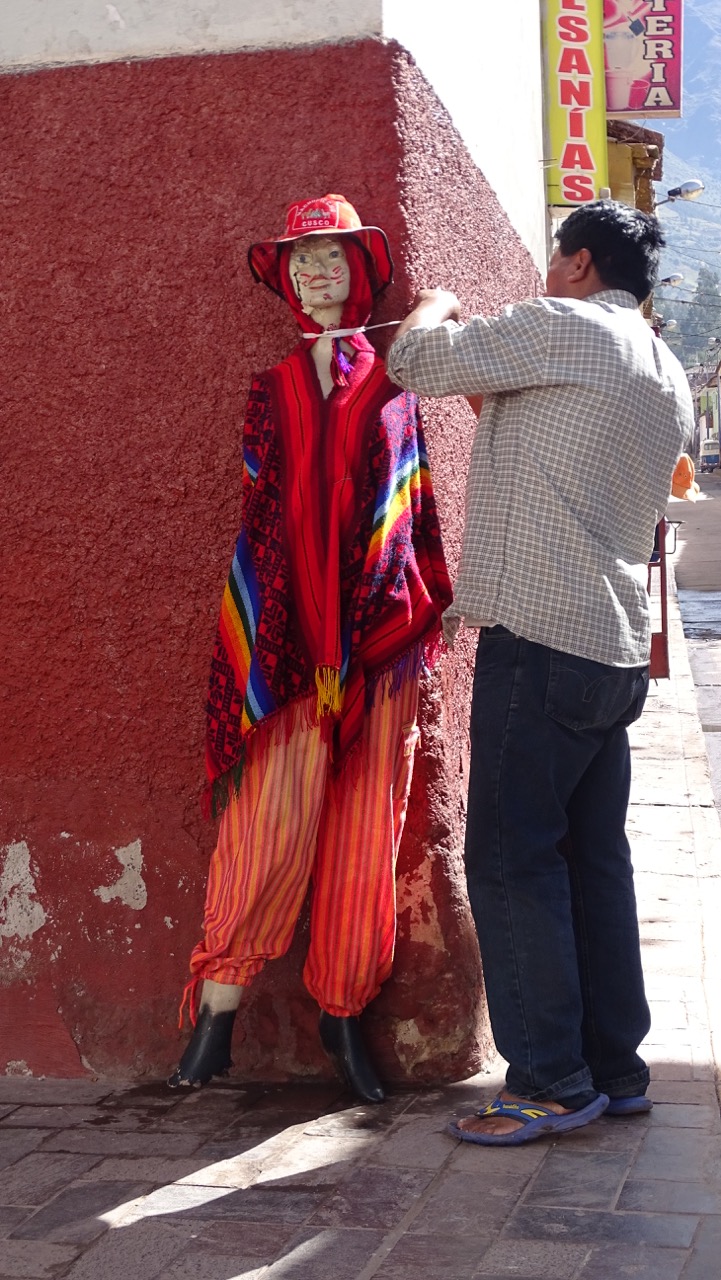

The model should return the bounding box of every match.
[248,194,394,299]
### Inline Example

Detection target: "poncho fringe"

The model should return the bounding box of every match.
[202,633,442,821]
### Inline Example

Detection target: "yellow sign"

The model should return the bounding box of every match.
[544,0,609,205]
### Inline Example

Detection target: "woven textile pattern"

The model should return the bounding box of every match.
[205,338,451,814]
[184,677,419,1021]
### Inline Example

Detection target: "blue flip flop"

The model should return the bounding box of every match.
[448,1093,609,1146]
[605,1095,653,1116]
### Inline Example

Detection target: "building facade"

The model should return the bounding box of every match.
[1,2,546,1079]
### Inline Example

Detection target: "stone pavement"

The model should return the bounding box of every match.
[675,471,721,820]
[2,492,721,1280]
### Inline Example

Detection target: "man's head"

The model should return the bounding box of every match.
[546,200,665,304]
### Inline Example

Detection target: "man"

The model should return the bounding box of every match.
[386,200,693,1145]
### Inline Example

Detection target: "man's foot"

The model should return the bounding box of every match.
[605,1094,653,1116]
[456,1090,573,1138]
[448,1090,609,1146]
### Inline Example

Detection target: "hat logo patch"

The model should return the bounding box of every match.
[290,201,340,232]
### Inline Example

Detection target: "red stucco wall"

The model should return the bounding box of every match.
[1,40,541,1081]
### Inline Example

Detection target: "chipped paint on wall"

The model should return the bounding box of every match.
[393,1016,469,1072]
[0,841,48,944]
[94,839,147,910]
[396,859,444,949]
[5,1059,33,1077]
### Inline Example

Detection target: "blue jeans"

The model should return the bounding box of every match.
[465,627,651,1107]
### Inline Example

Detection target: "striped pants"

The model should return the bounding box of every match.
[187,677,420,1017]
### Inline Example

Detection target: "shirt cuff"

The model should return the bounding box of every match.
[386,326,432,387]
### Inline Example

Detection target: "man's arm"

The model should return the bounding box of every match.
[387,292,550,398]
[393,289,462,342]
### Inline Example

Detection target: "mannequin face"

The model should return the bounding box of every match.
[288,236,351,324]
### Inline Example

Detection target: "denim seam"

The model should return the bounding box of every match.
[494,634,534,1085]
[566,849,601,1062]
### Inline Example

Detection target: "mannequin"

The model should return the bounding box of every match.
[168,195,451,1101]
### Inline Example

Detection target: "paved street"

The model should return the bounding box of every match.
[675,471,721,820]
[2,483,721,1280]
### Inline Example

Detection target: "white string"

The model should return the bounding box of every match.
[301,320,402,340]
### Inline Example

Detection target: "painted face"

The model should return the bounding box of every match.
[288,236,351,315]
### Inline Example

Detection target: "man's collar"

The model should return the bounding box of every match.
[587,288,640,310]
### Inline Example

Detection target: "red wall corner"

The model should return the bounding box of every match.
[1,38,540,1082]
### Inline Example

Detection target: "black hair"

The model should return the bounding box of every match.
[555,200,665,303]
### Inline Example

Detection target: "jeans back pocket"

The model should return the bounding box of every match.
[545,650,648,732]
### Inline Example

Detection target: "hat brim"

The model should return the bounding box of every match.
[248,227,393,298]
[672,484,698,502]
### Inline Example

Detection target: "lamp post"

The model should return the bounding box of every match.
[656,180,704,207]
[652,277,683,337]
[708,339,721,440]
[652,314,678,338]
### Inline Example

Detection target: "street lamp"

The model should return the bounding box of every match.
[652,314,678,336]
[656,180,705,207]
[653,277,682,338]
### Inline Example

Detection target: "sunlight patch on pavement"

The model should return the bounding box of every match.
[96,1125,365,1229]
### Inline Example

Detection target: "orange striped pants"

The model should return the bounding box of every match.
[187,677,420,1017]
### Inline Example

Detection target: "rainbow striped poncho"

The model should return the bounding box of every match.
[204,336,452,816]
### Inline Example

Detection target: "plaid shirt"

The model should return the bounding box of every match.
[387,291,694,666]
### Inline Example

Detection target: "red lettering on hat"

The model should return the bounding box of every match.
[285,199,342,237]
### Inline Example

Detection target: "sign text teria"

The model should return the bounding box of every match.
[545,0,609,206]
[604,0,683,119]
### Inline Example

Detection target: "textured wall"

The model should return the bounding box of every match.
[383,0,548,272]
[2,0,547,273]
[1,39,541,1082]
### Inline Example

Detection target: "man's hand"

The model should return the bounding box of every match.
[394,288,461,342]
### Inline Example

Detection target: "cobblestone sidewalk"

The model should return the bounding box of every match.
[1,523,720,1280]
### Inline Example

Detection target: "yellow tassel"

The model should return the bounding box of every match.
[315,665,342,717]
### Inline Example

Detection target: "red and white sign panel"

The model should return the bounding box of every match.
[604,0,682,117]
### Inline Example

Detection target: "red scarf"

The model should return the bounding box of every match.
[279,236,374,388]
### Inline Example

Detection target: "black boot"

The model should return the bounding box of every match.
[167,1006,236,1088]
[319,1011,385,1104]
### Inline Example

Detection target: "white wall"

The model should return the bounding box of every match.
[382,1,548,274]
[0,0,547,272]
[0,0,382,67]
